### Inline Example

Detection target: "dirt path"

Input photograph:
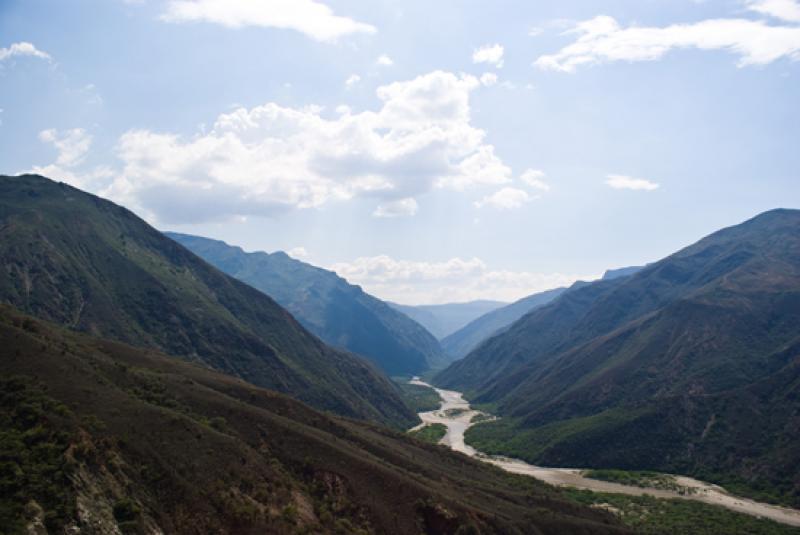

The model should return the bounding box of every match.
[409,378,800,528]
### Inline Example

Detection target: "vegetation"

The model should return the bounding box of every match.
[562,489,800,535]
[0,304,629,534]
[439,209,800,507]
[409,424,447,444]
[0,174,415,429]
[0,378,76,533]
[168,232,446,375]
[395,380,441,413]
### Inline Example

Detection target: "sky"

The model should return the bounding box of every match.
[1,0,799,305]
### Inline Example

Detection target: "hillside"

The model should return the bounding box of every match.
[438,209,800,505]
[390,300,506,340]
[0,174,414,428]
[441,287,566,359]
[0,304,628,535]
[167,232,444,376]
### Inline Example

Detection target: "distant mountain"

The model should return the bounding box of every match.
[602,265,644,280]
[0,304,626,534]
[167,232,445,376]
[0,174,414,428]
[438,209,800,505]
[390,300,507,340]
[441,287,567,359]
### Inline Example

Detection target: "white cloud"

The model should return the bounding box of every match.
[473,43,504,68]
[474,187,533,210]
[535,15,800,72]
[0,42,51,62]
[376,54,394,66]
[28,128,113,190]
[330,254,596,304]
[373,197,418,218]
[160,0,376,42]
[345,74,361,87]
[288,246,309,259]
[748,0,800,23]
[480,72,498,86]
[520,169,550,191]
[605,174,660,191]
[103,70,511,224]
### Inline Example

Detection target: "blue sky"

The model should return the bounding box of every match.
[2,0,799,304]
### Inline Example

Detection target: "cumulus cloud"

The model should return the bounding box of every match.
[534,15,800,72]
[605,174,660,191]
[104,70,512,224]
[480,72,498,86]
[520,169,550,191]
[376,54,394,66]
[0,42,51,62]
[160,0,376,42]
[330,254,596,304]
[345,74,361,87]
[473,43,504,68]
[373,197,418,218]
[474,187,533,210]
[748,0,800,23]
[28,128,113,190]
[287,246,309,259]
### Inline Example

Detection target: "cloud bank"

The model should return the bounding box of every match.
[160,0,376,42]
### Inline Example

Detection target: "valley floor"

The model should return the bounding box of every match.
[409,378,800,529]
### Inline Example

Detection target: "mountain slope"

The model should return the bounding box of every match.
[390,300,507,340]
[438,209,800,504]
[0,174,414,428]
[0,304,628,535]
[441,287,566,359]
[167,232,444,375]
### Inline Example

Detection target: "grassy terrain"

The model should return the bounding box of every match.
[0,305,630,534]
[563,489,800,535]
[394,380,441,414]
[0,174,415,429]
[408,424,447,444]
[437,209,800,508]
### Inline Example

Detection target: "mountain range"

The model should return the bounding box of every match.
[167,232,445,376]
[0,303,627,534]
[441,287,567,359]
[437,209,800,506]
[0,174,413,428]
[389,300,506,340]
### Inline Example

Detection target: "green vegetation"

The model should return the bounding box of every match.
[169,232,446,375]
[0,377,76,533]
[562,489,800,535]
[0,174,415,429]
[438,209,800,508]
[0,304,630,534]
[395,381,441,413]
[470,413,494,424]
[409,424,447,444]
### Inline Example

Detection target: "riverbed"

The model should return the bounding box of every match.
[409,377,800,528]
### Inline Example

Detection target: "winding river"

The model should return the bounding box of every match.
[409,377,800,528]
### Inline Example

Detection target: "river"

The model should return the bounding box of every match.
[409,377,800,528]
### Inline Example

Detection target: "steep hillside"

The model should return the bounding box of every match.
[439,210,800,504]
[390,300,506,340]
[167,232,444,375]
[441,287,566,359]
[0,174,414,428]
[0,305,628,535]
